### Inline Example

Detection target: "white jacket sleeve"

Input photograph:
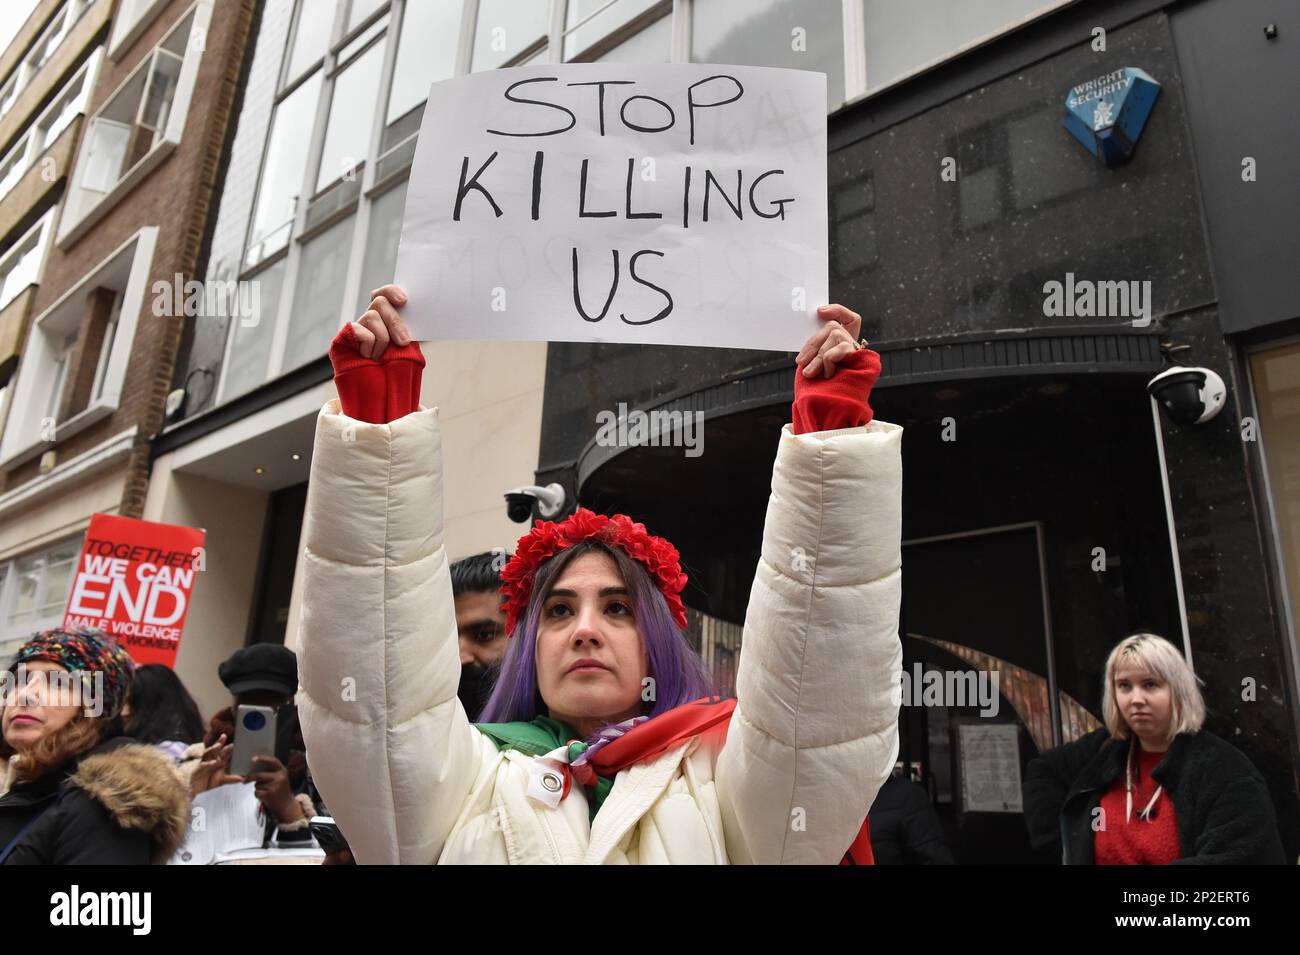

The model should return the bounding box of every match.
[715,419,903,864]
[295,400,494,864]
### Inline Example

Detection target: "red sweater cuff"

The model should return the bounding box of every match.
[792,347,881,435]
[328,323,426,424]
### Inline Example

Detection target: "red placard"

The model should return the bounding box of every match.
[63,514,206,667]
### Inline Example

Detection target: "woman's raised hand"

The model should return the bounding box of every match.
[796,304,864,378]
[352,283,413,359]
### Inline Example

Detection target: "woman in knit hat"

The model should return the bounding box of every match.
[0,628,189,864]
[298,285,903,865]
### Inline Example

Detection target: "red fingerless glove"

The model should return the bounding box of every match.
[328,323,426,424]
[792,347,881,435]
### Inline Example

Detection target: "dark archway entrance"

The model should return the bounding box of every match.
[579,370,1181,862]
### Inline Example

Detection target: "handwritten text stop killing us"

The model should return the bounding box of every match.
[451,74,795,326]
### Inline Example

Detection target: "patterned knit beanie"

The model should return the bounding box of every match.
[8,628,135,719]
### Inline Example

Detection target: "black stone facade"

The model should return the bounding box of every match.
[537,3,1300,859]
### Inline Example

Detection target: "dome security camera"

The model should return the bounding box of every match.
[504,483,566,523]
[1147,366,1226,426]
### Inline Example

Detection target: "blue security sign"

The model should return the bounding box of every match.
[1064,67,1160,165]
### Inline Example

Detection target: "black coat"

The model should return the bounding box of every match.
[0,737,190,865]
[1022,728,1286,865]
[867,774,955,865]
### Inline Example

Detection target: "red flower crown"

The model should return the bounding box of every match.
[499,508,689,635]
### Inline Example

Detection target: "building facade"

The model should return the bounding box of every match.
[154,0,559,715]
[0,0,256,716]
[522,0,1299,863]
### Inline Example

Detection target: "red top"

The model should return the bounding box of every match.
[1094,747,1181,865]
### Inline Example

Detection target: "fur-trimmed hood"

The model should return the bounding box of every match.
[67,742,191,864]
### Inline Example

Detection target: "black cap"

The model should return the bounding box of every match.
[218,643,298,697]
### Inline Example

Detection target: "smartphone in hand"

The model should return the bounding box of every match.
[228,704,278,777]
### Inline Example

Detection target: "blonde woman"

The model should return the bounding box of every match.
[1023,632,1284,864]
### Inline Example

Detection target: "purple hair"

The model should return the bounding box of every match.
[476,539,715,734]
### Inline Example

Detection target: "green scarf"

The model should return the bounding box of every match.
[475,717,615,821]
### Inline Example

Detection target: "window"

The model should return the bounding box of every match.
[109,0,172,58]
[0,74,17,119]
[564,0,663,60]
[0,50,102,203]
[347,0,387,31]
[692,0,844,107]
[315,29,387,192]
[472,0,550,71]
[218,260,286,401]
[284,0,340,84]
[88,292,125,403]
[0,228,157,467]
[28,6,71,73]
[0,218,53,311]
[0,1,93,118]
[282,213,356,372]
[0,373,12,438]
[29,290,131,426]
[336,10,388,64]
[0,136,30,199]
[82,51,182,191]
[861,0,1064,94]
[1250,343,1300,672]
[355,180,407,314]
[596,9,670,62]
[384,0,462,152]
[246,1,431,274]
[0,537,82,652]
[60,3,212,242]
[36,61,92,151]
[245,71,322,270]
[44,331,76,421]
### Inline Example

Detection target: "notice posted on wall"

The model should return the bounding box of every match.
[958,722,1024,814]
[63,513,206,668]
[394,62,828,352]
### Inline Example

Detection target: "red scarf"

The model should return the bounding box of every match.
[584,696,873,864]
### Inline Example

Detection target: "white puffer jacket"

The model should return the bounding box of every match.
[297,399,903,864]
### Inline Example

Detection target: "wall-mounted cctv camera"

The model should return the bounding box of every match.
[504,483,566,523]
[1147,366,1226,426]
[165,387,186,420]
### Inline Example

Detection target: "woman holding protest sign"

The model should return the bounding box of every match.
[297,283,902,864]
[0,629,190,864]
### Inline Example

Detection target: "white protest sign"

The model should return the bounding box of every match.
[394,63,827,351]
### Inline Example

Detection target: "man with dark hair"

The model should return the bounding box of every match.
[450,551,509,720]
